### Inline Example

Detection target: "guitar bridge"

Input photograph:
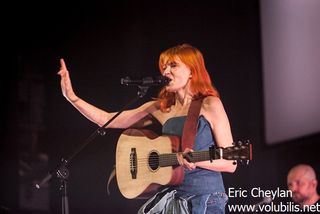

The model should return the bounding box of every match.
[130,148,137,179]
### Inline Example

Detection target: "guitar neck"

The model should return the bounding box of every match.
[159,151,211,167]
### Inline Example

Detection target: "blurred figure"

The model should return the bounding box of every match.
[287,164,320,207]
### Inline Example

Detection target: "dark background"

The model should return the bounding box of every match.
[2,0,319,213]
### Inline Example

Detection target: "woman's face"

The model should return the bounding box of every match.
[162,58,192,93]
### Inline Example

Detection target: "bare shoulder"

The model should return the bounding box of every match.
[202,96,224,112]
[201,96,229,122]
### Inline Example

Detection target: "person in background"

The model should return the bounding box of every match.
[287,164,320,208]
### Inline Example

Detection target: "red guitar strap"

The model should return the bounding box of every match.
[181,97,204,151]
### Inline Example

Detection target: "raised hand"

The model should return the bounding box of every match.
[57,58,79,103]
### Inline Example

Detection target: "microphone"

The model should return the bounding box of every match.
[120,76,171,86]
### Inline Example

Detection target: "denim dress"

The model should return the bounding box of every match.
[138,116,228,214]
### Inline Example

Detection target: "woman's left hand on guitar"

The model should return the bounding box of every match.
[177,148,196,170]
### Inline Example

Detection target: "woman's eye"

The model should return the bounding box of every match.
[169,62,177,68]
[162,62,177,72]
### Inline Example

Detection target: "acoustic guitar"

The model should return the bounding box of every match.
[115,129,252,199]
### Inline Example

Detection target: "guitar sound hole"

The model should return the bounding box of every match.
[148,151,159,171]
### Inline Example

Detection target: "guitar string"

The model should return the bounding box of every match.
[129,149,247,163]
[135,156,207,162]
[128,150,246,161]
[132,155,244,167]
[134,154,208,162]
[133,155,210,166]
[134,155,247,165]
[133,152,246,161]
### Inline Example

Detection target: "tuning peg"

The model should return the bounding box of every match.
[237,140,243,146]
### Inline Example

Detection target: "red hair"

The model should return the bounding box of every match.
[157,44,219,112]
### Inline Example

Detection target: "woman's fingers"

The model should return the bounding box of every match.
[176,149,196,170]
[176,153,184,166]
[183,159,196,170]
[58,59,68,76]
[60,58,67,70]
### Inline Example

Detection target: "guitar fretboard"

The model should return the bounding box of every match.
[159,151,212,167]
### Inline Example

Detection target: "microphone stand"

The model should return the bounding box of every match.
[36,85,150,214]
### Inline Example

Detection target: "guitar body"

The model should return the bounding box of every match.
[116,129,184,199]
[115,129,252,199]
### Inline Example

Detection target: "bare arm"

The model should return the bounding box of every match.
[197,96,236,172]
[57,58,158,128]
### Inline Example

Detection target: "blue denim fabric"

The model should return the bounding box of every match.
[139,115,229,213]
[178,192,228,214]
[163,116,225,195]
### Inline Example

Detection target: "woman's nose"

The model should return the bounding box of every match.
[163,66,171,75]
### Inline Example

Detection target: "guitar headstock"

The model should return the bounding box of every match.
[211,140,252,165]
